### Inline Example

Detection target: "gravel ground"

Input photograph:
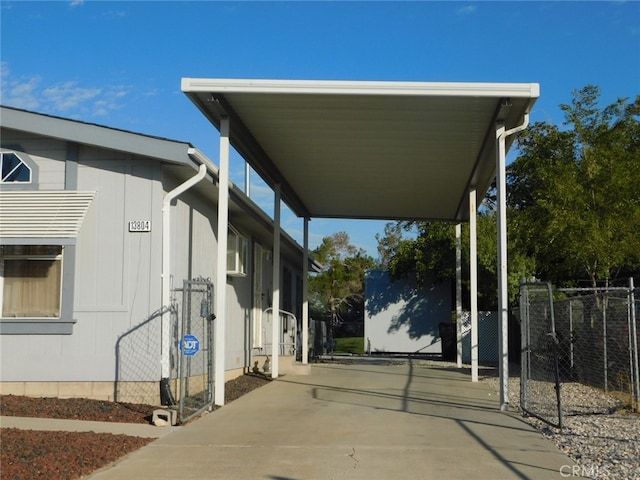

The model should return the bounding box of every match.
[481,370,640,480]
[0,373,272,480]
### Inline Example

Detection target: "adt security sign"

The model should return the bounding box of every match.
[180,334,200,357]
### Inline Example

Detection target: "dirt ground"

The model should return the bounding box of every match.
[0,373,271,480]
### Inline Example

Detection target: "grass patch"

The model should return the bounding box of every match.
[334,337,365,354]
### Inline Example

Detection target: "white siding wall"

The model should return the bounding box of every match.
[35,146,66,189]
[225,274,251,372]
[73,149,164,382]
[364,270,452,354]
[169,188,217,287]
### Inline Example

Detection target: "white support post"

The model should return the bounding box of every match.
[455,223,463,369]
[271,184,281,378]
[469,189,478,382]
[214,117,230,406]
[302,217,309,365]
[245,162,251,197]
[496,123,510,410]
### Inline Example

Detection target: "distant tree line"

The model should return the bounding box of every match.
[308,232,377,336]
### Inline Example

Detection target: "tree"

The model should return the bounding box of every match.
[509,86,640,286]
[309,232,377,335]
[376,210,532,310]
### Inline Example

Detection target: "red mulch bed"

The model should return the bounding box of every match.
[0,396,156,424]
[0,373,271,480]
[1,429,153,480]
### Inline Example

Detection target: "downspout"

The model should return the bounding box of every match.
[496,113,530,411]
[160,155,207,405]
[501,113,530,141]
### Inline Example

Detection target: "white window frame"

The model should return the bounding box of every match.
[227,225,248,277]
[0,151,33,184]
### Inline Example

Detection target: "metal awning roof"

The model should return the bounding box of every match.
[181,78,539,222]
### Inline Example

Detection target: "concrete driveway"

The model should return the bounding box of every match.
[88,361,574,479]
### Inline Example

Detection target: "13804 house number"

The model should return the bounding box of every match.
[128,220,151,232]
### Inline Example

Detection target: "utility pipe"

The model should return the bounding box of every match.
[160,158,207,403]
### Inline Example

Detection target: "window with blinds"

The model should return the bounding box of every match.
[0,245,63,318]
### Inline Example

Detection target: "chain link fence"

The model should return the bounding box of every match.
[115,277,215,424]
[519,280,640,429]
[115,306,170,405]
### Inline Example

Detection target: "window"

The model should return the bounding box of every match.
[1,152,32,183]
[227,226,248,276]
[0,245,63,318]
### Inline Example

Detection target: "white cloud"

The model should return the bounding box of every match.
[43,81,102,111]
[0,62,42,110]
[142,88,161,98]
[70,0,84,7]
[249,183,276,213]
[1,62,130,118]
[90,84,131,116]
[457,5,477,15]
[101,9,127,19]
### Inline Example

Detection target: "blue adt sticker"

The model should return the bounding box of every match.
[181,334,200,357]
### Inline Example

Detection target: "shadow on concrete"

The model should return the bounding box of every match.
[278,362,555,479]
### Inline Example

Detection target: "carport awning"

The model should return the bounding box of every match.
[181,79,539,222]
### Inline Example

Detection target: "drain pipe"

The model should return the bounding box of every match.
[160,153,208,405]
[501,113,530,139]
[496,113,530,411]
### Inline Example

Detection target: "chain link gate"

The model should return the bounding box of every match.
[520,280,640,430]
[519,282,563,428]
[173,277,215,424]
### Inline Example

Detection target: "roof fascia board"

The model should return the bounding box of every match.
[1,106,194,167]
[181,78,540,99]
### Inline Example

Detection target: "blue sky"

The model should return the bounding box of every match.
[2,1,639,257]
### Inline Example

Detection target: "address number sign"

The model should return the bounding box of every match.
[128,220,151,232]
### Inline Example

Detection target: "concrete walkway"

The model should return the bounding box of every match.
[0,415,178,438]
[83,361,572,479]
